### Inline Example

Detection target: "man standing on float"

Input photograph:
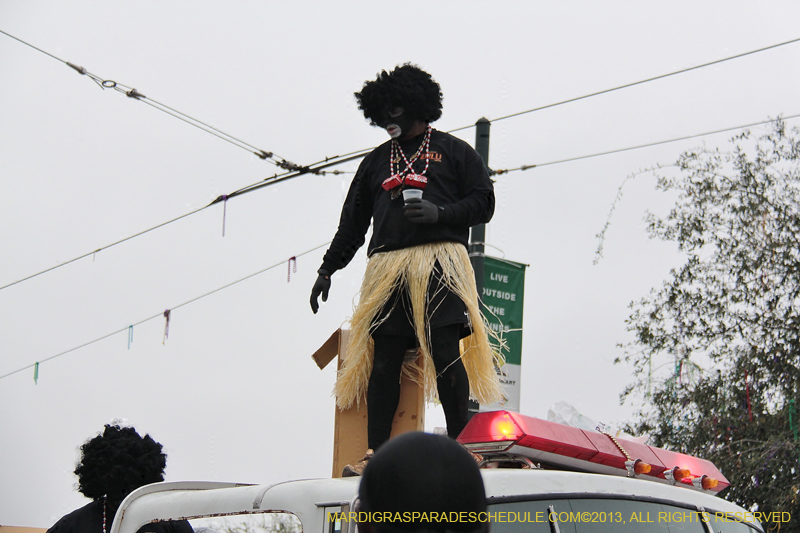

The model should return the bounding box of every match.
[310,64,502,476]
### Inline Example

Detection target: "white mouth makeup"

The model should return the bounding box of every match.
[386,124,402,139]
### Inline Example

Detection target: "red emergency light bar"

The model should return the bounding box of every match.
[457,410,729,493]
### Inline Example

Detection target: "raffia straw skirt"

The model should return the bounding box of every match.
[334,241,504,409]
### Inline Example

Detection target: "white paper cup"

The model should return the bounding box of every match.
[402,188,423,204]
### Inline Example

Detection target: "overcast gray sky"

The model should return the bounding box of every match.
[2,1,800,527]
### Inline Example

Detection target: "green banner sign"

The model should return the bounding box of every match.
[481,256,527,411]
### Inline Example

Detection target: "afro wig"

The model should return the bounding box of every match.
[355,64,443,126]
[74,425,166,505]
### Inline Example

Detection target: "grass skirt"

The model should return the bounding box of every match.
[334,242,504,409]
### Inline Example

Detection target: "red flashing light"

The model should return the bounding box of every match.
[493,415,519,440]
[457,411,523,454]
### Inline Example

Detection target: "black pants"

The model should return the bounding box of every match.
[367,323,469,450]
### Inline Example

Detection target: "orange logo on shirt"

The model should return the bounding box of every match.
[393,151,442,164]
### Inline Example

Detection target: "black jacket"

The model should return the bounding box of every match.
[48,500,194,533]
[320,129,494,275]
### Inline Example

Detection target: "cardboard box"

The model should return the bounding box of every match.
[313,328,425,477]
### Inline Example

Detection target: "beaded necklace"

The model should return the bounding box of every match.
[102,495,107,533]
[382,125,432,197]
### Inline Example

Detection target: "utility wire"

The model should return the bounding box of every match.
[9,25,798,175]
[0,205,209,291]
[448,36,800,133]
[0,241,331,382]
[0,28,302,170]
[230,33,800,196]
[221,152,368,201]
[311,37,800,160]
[0,162,352,292]
[491,114,800,175]
[0,27,374,176]
[240,37,800,159]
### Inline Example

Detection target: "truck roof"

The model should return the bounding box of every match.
[111,470,761,533]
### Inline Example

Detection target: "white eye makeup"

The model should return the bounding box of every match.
[388,107,404,118]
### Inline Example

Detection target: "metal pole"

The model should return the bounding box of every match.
[469,117,490,417]
[470,117,490,303]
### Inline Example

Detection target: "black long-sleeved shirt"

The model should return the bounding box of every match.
[47,500,194,533]
[320,129,494,275]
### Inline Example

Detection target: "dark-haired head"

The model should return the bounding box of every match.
[74,424,166,507]
[355,64,443,127]
[358,432,488,533]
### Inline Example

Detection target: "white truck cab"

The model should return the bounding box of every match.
[111,411,763,533]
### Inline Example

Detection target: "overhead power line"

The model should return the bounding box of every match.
[1,206,208,291]
[491,114,800,175]
[220,150,370,201]
[0,241,331,383]
[0,28,302,171]
[448,36,800,133]
[331,36,800,159]
[6,26,798,173]
[0,162,353,292]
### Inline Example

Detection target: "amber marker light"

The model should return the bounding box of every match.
[624,459,653,477]
[663,466,692,483]
[674,467,691,480]
[634,460,652,475]
[691,474,719,490]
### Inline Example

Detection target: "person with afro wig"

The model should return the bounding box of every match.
[310,64,503,476]
[47,424,193,533]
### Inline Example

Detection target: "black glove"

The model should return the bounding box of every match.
[310,269,331,314]
[403,198,441,224]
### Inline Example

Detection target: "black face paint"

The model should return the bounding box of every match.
[381,107,416,140]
